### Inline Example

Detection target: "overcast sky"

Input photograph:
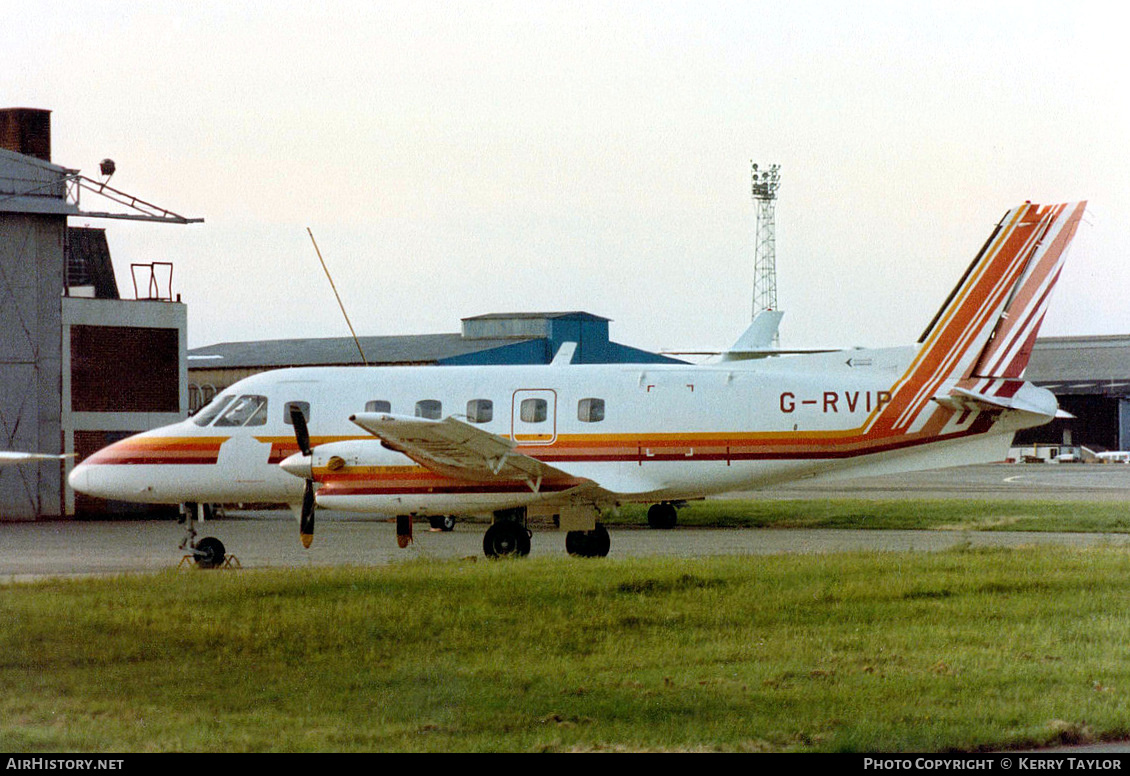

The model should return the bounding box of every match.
[7,1,1128,354]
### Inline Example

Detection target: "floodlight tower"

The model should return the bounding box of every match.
[750,162,781,322]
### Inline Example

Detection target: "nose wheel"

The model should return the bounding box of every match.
[178,502,235,569]
[192,536,227,569]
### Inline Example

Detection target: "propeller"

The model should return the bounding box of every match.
[289,405,316,548]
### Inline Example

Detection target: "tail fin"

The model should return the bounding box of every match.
[968,202,1087,378]
[915,201,1086,382]
[884,202,1085,432]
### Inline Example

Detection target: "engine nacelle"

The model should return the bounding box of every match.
[279,439,407,482]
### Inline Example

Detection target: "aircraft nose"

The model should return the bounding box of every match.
[66,443,148,501]
[67,458,119,499]
[67,461,90,493]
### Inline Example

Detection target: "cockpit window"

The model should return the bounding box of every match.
[213,395,269,427]
[192,394,235,427]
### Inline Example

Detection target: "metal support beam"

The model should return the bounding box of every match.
[66,176,203,224]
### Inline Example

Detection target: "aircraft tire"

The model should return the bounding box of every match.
[483,522,530,558]
[428,515,457,532]
[566,523,610,558]
[194,536,226,569]
[647,503,678,529]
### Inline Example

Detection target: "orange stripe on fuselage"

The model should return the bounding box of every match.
[83,436,229,465]
[256,435,369,464]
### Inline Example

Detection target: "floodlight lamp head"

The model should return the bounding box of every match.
[99,158,116,179]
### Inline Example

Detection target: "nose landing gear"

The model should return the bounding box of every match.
[191,536,227,569]
[178,502,238,569]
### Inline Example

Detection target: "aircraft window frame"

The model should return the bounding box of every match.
[365,400,391,413]
[283,401,310,425]
[192,394,235,427]
[578,397,605,423]
[520,398,548,424]
[415,400,442,420]
[466,399,493,424]
[213,394,269,427]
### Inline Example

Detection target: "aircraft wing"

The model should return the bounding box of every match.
[0,452,72,466]
[347,413,662,497]
[348,412,579,488]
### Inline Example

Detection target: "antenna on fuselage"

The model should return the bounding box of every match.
[307,227,369,366]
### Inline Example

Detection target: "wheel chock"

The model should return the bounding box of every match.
[177,553,242,570]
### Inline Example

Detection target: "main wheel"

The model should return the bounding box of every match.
[194,536,226,569]
[566,523,610,558]
[647,502,678,529]
[428,515,456,531]
[483,522,531,558]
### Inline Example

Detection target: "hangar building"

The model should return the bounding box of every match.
[187,311,683,411]
[1014,335,1130,455]
[0,107,199,520]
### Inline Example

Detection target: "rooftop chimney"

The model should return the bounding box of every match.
[0,108,51,162]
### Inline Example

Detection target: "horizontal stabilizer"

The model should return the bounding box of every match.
[666,346,842,359]
[932,383,1061,421]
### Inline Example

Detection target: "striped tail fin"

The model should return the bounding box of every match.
[967,201,1087,378]
[883,201,1086,433]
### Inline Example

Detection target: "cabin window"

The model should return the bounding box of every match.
[520,398,548,423]
[283,401,310,425]
[415,400,442,420]
[466,399,493,423]
[365,400,391,413]
[192,394,234,427]
[214,394,268,427]
[578,397,605,423]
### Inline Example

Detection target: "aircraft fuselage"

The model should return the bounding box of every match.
[68,344,1050,516]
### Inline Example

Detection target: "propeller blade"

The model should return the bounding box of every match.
[290,405,311,457]
[289,405,315,547]
[300,480,315,548]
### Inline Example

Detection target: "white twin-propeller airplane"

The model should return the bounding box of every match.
[69,201,1086,567]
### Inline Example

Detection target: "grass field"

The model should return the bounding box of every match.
[5,543,1130,752]
[612,498,1130,533]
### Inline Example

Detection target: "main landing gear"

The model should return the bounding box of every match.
[483,507,531,558]
[647,502,679,530]
[480,507,611,559]
[565,523,610,558]
[178,502,230,569]
[428,515,457,532]
[483,520,532,557]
